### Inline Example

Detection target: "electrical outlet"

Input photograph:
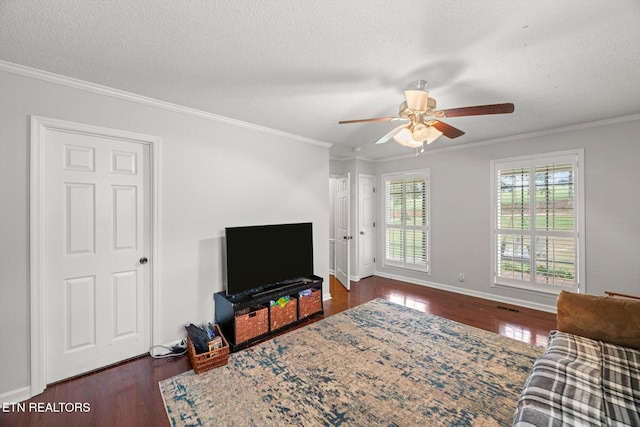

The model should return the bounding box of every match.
[458,273,465,282]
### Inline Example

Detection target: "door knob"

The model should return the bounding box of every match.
[139,257,148,265]
[360,231,365,235]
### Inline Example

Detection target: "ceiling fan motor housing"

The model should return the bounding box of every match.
[404,90,429,111]
[399,97,437,117]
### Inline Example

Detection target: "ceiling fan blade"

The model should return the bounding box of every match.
[338,117,404,124]
[375,124,409,144]
[430,120,465,139]
[440,103,514,118]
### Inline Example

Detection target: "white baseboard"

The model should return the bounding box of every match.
[1,340,186,403]
[0,385,31,404]
[374,271,556,314]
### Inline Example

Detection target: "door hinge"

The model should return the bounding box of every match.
[373,257,376,263]
[373,187,376,193]
[373,222,376,228]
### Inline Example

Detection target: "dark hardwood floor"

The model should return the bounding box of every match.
[1,275,556,427]
[325,276,557,348]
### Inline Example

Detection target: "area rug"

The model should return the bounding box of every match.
[159,298,543,426]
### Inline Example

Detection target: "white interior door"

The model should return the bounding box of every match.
[358,175,375,279]
[43,126,150,383]
[335,174,351,290]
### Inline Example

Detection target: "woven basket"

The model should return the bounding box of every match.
[187,324,230,374]
[235,305,269,344]
[270,298,298,330]
[298,289,322,319]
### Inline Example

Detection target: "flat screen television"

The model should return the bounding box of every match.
[225,222,314,299]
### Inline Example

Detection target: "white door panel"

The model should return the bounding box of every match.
[65,183,96,254]
[335,174,350,290]
[358,175,375,279]
[113,270,139,339]
[44,128,149,383]
[65,275,97,350]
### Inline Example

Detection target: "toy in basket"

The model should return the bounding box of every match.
[298,288,322,319]
[270,295,298,330]
[185,323,229,373]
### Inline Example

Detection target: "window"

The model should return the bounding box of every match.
[491,150,584,294]
[383,171,429,272]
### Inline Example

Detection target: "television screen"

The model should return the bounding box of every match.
[225,222,314,298]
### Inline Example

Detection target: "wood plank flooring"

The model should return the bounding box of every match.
[325,275,557,347]
[1,275,556,427]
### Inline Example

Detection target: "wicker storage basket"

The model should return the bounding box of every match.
[235,305,269,344]
[187,324,229,374]
[298,289,322,319]
[270,297,298,330]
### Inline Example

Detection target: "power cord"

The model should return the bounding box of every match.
[149,340,188,358]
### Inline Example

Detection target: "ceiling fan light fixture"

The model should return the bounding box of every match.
[411,123,429,141]
[395,124,443,148]
[425,126,443,144]
[393,128,424,148]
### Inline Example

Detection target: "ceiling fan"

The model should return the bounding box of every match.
[339,80,514,153]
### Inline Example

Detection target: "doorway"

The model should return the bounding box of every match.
[30,117,159,395]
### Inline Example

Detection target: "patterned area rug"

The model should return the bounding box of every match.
[159,298,543,426]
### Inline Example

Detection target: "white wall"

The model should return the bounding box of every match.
[373,117,640,311]
[0,69,330,398]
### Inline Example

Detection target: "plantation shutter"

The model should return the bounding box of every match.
[493,152,582,293]
[383,171,429,272]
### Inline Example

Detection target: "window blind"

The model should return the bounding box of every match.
[383,171,429,272]
[493,152,582,293]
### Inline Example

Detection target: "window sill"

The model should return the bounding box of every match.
[492,279,577,296]
[381,262,430,276]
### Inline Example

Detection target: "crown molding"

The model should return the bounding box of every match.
[0,60,332,149]
[4,60,637,159]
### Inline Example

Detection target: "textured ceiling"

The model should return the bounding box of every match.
[1,0,640,160]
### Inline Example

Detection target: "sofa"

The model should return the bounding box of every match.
[513,290,640,426]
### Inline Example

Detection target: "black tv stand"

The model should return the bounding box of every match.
[214,275,323,351]
[251,280,304,298]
